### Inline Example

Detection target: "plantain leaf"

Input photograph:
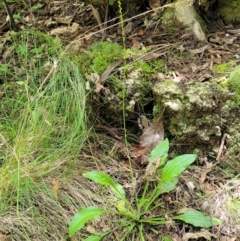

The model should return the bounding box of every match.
[156,177,178,194]
[148,138,169,163]
[173,210,221,228]
[69,207,108,237]
[83,171,126,200]
[155,154,197,195]
[161,154,197,181]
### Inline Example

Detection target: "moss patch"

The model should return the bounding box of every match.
[212,61,236,73]
[77,41,123,75]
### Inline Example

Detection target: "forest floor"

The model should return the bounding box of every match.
[0,1,240,241]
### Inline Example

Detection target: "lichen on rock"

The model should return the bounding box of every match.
[153,80,233,158]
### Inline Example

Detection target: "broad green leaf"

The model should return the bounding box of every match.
[69,207,108,237]
[161,154,197,182]
[159,153,168,166]
[83,171,126,200]
[173,210,221,228]
[155,154,196,195]
[148,138,169,163]
[155,177,178,194]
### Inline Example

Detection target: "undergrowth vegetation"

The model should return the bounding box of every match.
[1,0,239,240]
[69,139,220,241]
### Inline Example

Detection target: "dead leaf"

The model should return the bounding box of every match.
[49,23,79,35]
[91,5,102,30]
[172,71,184,83]
[0,231,11,241]
[124,22,133,35]
[144,157,161,180]
[52,178,60,198]
[44,18,56,27]
[50,27,68,35]
[213,58,222,64]
[216,133,230,162]
[70,236,78,241]
[85,73,105,93]
[134,146,150,158]
[140,154,149,165]
[228,236,237,241]
[138,29,144,36]
[55,15,73,24]
[131,37,141,47]
[173,233,182,241]
[140,116,164,149]
[186,181,195,192]
[86,225,97,234]
[71,23,79,33]
[182,229,216,241]
[199,162,212,183]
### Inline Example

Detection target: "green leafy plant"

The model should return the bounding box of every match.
[13,13,21,19]
[68,139,220,240]
[31,3,43,11]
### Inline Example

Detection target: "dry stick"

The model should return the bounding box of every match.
[2,0,18,31]
[216,133,229,161]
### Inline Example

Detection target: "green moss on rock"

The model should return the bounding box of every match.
[77,41,123,74]
[212,61,235,73]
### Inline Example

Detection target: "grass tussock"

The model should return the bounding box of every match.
[0,30,97,239]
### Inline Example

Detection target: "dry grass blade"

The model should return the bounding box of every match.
[0,172,100,241]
